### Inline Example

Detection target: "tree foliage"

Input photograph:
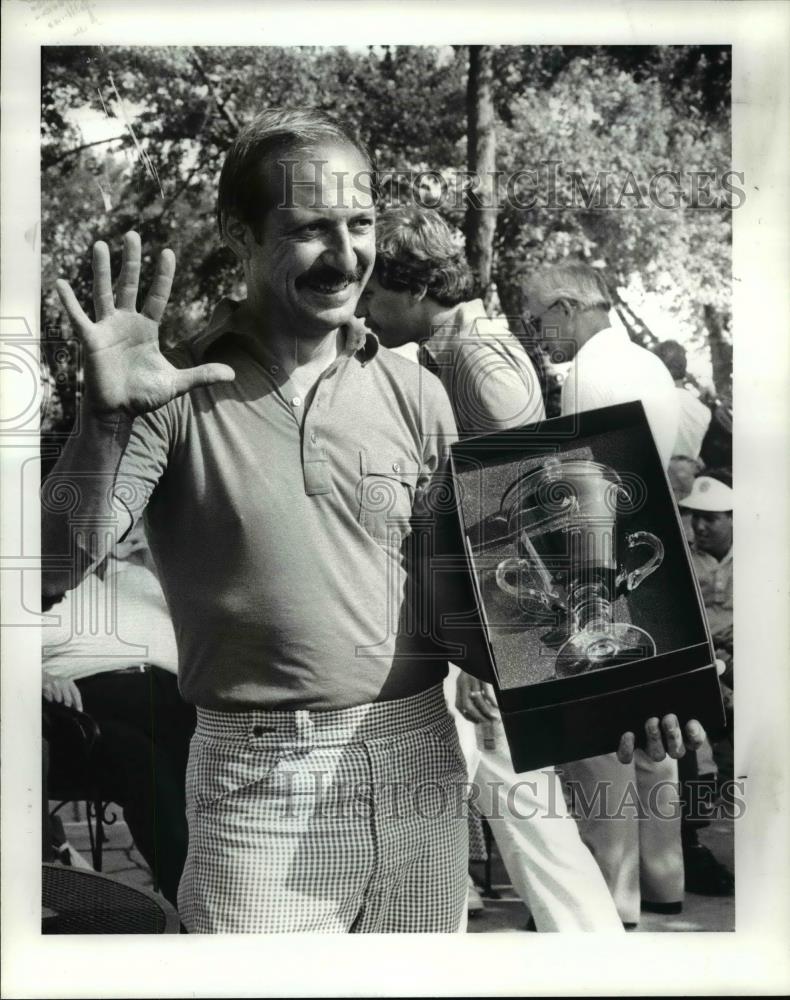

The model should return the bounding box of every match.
[41,44,732,433]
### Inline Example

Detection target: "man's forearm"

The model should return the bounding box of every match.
[41,407,135,598]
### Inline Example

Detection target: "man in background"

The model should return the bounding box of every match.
[677,473,734,896]
[653,339,712,461]
[522,261,684,925]
[359,203,544,435]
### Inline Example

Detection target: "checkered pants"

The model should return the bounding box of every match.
[178,684,469,933]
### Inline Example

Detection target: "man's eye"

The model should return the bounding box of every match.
[300,222,324,235]
[350,218,374,232]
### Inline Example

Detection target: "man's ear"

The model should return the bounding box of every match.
[224,216,255,261]
[556,297,574,317]
[410,285,428,305]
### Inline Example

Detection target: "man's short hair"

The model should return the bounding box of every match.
[374,205,474,307]
[702,466,733,489]
[524,261,612,315]
[217,108,373,241]
[653,339,688,380]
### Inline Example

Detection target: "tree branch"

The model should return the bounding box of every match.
[611,290,659,348]
[190,48,240,133]
[43,135,130,169]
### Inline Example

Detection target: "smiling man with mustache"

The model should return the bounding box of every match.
[45,109,469,934]
[44,108,704,935]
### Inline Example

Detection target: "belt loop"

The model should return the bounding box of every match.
[295,710,314,749]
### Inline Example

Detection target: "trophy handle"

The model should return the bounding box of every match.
[495,558,564,613]
[616,530,665,593]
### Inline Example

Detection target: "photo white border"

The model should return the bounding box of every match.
[2,0,789,996]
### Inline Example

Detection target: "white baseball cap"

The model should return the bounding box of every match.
[678,476,733,512]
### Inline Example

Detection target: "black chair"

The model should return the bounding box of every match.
[44,701,117,872]
[42,863,180,934]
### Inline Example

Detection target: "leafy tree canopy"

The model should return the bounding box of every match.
[41,44,732,432]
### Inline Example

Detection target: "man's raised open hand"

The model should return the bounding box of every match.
[55,231,235,417]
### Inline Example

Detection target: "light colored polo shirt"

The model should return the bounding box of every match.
[690,545,732,640]
[560,326,680,468]
[420,299,545,436]
[114,300,458,712]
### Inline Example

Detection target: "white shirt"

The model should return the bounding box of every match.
[674,385,712,459]
[42,559,179,682]
[560,326,680,468]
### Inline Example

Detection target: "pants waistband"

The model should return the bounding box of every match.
[194,684,450,748]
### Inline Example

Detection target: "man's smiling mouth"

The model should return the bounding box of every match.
[300,266,365,296]
[305,276,354,294]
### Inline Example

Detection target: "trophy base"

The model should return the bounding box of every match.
[554,623,656,679]
[541,625,571,649]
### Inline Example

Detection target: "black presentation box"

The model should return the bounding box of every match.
[442,401,725,773]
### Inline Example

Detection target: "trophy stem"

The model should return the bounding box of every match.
[554,577,656,678]
[568,581,614,634]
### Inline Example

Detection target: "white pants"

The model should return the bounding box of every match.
[444,669,622,932]
[562,751,683,925]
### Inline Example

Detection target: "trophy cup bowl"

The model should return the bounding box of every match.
[492,458,664,677]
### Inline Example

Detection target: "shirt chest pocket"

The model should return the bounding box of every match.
[357,449,421,548]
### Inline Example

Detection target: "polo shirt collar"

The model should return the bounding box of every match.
[694,543,733,567]
[191,297,379,365]
[340,318,380,364]
[717,546,733,567]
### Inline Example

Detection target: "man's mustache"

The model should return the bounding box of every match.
[301,265,366,285]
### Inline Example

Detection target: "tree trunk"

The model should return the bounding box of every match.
[703,304,732,399]
[465,46,498,312]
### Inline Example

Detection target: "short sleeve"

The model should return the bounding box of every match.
[113,404,174,530]
[425,321,545,436]
[417,368,459,488]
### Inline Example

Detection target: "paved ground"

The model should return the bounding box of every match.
[468,814,734,933]
[54,802,734,933]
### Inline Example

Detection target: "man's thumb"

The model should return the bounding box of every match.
[173,363,236,396]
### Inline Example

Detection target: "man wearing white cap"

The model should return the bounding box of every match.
[679,474,733,691]
[677,474,734,896]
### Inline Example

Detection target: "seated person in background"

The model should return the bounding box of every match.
[42,520,195,906]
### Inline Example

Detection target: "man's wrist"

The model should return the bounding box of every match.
[80,397,135,426]
[78,399,136,444]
